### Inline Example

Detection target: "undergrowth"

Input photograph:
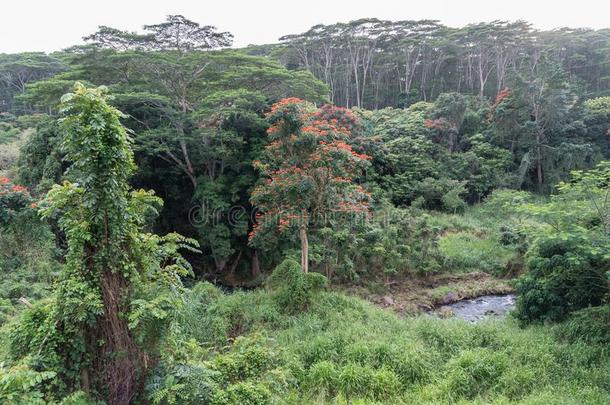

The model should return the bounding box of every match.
[147,281,610,404]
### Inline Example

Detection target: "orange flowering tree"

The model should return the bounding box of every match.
[0,176,37,225]
[249,98,371,273]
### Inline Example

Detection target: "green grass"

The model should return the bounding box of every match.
[423,200,532,276]
[438,231,515,275]
[151,284,610,404]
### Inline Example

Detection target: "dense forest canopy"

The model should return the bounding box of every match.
[1,16,608,277]
[0,13,609,405]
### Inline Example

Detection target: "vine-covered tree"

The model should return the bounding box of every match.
[7,83,198,403]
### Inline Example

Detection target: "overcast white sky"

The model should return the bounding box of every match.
[1,0,609,53]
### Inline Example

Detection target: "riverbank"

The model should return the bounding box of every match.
[341,271,514,315]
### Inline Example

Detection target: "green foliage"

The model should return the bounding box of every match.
[555,305,610,345]
[147,284,610,403]
[147,333,287,405]
[0,52,66,114]
[267,259,327,313]
[444,348,508,399]
[0,122,20,143]
[17,117,63,192]
[6,298,82,394]
[1,84,198,403]
[515,162,610,323]
[410,178,467,212]
[0,363,57,404]
[0,177,56,324]
[438,231,514,275]
[4,15,610,404]
[516,237,608,323]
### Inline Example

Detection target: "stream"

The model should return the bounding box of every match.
[436,294,516,323]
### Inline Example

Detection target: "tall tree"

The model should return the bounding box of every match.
[249,98,371,273]
[84,15,233,52]
[40,83,196,403]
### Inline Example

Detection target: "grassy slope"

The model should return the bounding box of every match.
[163,284,610,404]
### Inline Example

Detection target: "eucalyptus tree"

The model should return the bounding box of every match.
[276,19,610,108]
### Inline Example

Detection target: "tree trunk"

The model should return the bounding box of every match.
[93,268,145,405]
[537,145,543,192]
[300,226,309,273]
[251,250,260,278]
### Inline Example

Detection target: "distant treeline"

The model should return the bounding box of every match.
[245,19,610,108]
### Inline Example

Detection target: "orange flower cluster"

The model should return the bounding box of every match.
[267,125,280,135]
[319,140,371,161]
[266,97,306,117]
[302,125,329,137]
[312,104,359,131]
[250,98,373,243]
[248,221,260,240]
[1,177,29,195]
[424,118,449,131]
[493,88,511,109]
[278,217,291,230]
[271,166,303,176]
[10,185,27,193]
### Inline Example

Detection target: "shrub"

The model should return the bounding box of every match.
[409,177,467,212]
[267,259,326,313]
[212,335,279,383]
[496,366,538,400]
[337,363,373,398]
[5,298,85,398]
[0,363,57,404]
[515,236,608,323]
[218,381,271,405]
[369,367,402,399]
[307,361,339,394]
[0,177,57,323]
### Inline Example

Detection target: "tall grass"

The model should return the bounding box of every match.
[151,284,610,404]
[438,231,514,275]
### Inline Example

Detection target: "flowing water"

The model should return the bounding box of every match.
[437,294,516,323]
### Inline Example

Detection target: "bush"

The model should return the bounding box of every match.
[267,259,326,313]
[337,363,373,398]
[143,284,610,404]
[409,177,467,212]
[0,363,57,404]
[148,334,287,405]
[5,298,85,399]
[212,335,279,383]
[219,382,271,405]
[516,236,609,323]
[496,365,539,400]
[0,177,56,318]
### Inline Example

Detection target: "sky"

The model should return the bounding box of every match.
[1,0,609,53]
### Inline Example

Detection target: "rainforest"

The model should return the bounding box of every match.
[0,12,609,404]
